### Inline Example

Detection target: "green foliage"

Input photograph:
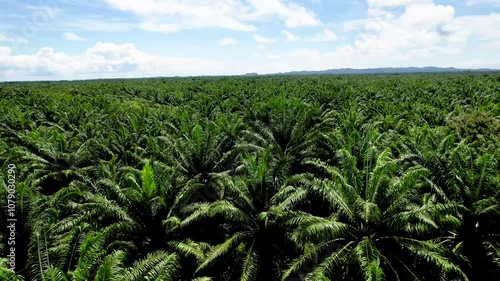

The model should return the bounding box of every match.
[446,111,500,143]
[0,73,499,280]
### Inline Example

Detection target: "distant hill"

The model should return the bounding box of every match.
[244,72,259,76]
[250,67,497,76]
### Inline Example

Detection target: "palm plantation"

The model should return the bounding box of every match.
[1,74,500,280]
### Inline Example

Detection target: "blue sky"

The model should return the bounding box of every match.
[0,0,499,81]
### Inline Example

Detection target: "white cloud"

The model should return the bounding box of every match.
[399,3,454,28]
[104,0,256,32]
[306,29,338,42]
[64,32,86,42]
[0,42,245,81]
[0,39,498,82]
[250,43,498,75]
[254,34,276,44]
[344,3,460,54]
[444,13,500,43]
[103,0,320,32]
[2,1,499,81]
[335,1,500,70]
[219,37,238,46]
[240,0,322,27]
[282,30,300,41]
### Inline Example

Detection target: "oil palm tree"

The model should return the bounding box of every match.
[0,175,37,278]
[9,127,95,195]
[29,229,181,281]
[25,161,204,280]
[282,147,465,280]
[391,128,500,279]
[239,98,329,175]
[181,149,299,280]
[443,145,500,280]
[159,117,242,205]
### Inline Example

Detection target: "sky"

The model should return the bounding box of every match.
[0,0,499,81]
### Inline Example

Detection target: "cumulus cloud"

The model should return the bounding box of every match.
[219,37,238,46]
[250,42,497,75]
[0,38,498,82]
[1,0,499,81]
[64,32,86,42]
[399,3,454,27]
[0,42,244,81]
[242,0,321,27]
[337,0,500,68]
[343,3,462,55]
[444,13,500,42]
[103,0,320,32]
